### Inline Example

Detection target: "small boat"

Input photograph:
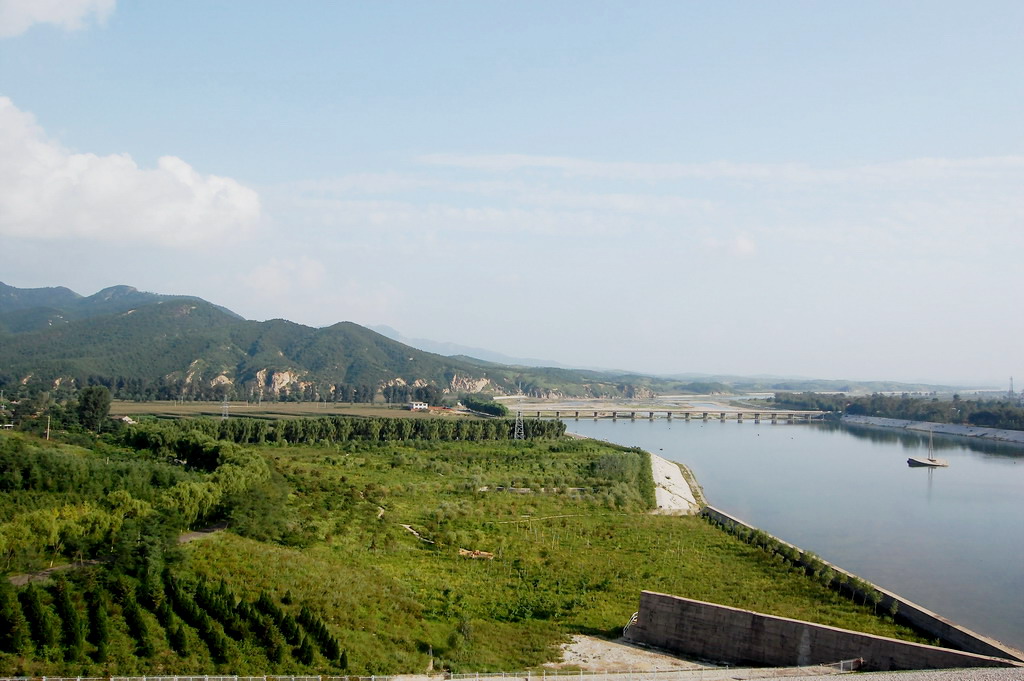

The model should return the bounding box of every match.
[908,429,949,468]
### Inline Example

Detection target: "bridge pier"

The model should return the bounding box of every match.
[771,413,777,423]
[612,412,618,421]
[630,411,636,420]
[753,412,760,423]
[667,411,673,421]
[720,412,726,421]
[702,412,708,421]
[574,410,579,420]
[685,412,690,421]
[554,411,559,419]
[737,412,743,423]
[649,411,655,420]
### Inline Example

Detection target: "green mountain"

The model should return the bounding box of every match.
[0,282,241,333]
[0,283,661,401]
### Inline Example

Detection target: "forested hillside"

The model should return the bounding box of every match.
[0,282,676,402]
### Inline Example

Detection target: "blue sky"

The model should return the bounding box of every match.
[1,1,1021,385]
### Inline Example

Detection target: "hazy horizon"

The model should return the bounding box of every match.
[1,2,1021,387]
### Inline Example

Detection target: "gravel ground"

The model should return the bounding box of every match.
[533,636,1024,681]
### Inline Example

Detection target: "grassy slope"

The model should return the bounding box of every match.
[174,438,923,674]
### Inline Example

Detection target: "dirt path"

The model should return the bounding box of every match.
[8,560,102,586]
[176,522,227,544]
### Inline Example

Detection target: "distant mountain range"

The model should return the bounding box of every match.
[369,325,579,369]
[0,282,675,400]
[0,282,956,401]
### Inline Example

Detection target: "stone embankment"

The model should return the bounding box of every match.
[842,415,1024,445]
[649,453,700,515]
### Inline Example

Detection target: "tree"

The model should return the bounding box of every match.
[0,579,29,654]
[77,386,112,431]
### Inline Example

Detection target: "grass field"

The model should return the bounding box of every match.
[175,438,925,674]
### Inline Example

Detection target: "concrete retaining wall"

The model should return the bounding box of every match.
[626,591,1022,671]
[699,506,1024,663]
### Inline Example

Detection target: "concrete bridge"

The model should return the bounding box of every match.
[524,409,825,422]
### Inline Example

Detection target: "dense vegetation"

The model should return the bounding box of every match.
[460,394,510,417]
[772,392,1024,431]
[0,430,269,574]
[0,415,927,675]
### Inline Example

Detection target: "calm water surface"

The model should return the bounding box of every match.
[563,418,1024,650]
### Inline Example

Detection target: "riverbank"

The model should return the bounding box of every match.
[841,415,1024,445]
[561,418,1024,651]
[649,452,701,514]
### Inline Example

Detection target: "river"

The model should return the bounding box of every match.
[561,417,1024,650]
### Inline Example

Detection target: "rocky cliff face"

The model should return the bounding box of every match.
[622,385,655,399]
[448,375,495,394]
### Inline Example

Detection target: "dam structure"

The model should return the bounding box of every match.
[622,505,1024,671]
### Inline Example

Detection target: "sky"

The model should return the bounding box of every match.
[0,1,1021,386]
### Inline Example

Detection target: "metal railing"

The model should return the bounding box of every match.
[3,660,864,681]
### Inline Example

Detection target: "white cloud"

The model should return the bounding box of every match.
[703,233,757,258]
[0,0,115,38]
[419,152,1024,186]
[0,97,261,246]
[238,256,401,327]
[241,256,327,299]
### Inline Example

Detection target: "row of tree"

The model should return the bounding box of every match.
[123,415,566,451]
[1,374,449,406]
[771,392,1024,431]
[0,567,346,670]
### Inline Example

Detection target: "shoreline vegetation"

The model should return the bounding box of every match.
[841,415,1024,446]
[770,393,1024,433]
[0,417,933,675]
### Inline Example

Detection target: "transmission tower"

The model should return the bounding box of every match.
[221,397,230,420]
[513,390,525,440]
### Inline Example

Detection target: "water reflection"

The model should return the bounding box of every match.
[836,421,1024,458]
